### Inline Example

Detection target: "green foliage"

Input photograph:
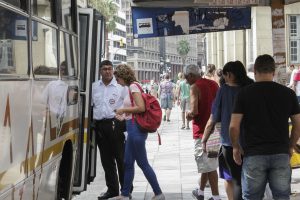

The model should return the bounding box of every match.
[89,0,118,31]
[177,39,190,57]
[177,39,190,66]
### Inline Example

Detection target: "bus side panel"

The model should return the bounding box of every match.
[31,79,79,199]
[0,81,31,199]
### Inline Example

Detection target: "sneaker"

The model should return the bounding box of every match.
[167,119,170,122]
[151,193,165,200]
[186,127,190,130]
[108,195,129,200]
[181,125,185,129]
[192,188,204,200]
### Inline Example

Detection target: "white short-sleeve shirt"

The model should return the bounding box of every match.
[92,77,128,120]
[123,83,141,120]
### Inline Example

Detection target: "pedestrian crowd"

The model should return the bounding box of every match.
[92,54,300,200]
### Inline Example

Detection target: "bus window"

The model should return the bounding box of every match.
[60,32,78,78]
[1,0,28,12]
[32,22,58,77]
[61,0,76,32]
[31,0,53,22]
[0,7,28,77]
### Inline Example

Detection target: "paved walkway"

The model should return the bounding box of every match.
[73,106,300,200]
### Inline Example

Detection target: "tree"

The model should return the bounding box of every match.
[89,0,118,59]
[177,39,190,68]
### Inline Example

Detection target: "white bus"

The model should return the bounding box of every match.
[0,0,105,199]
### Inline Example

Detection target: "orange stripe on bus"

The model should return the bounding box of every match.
[0,132,76,191]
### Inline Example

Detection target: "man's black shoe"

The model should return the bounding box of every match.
[98,191,118,200]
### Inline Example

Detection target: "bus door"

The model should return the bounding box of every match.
[73,8,104,192]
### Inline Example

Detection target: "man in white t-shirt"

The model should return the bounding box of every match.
[293,66,300,103]
[287,65,298,88]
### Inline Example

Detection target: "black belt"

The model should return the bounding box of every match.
[95,118,114,123]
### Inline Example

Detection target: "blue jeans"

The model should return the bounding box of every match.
[242,154,291,200]
[121,120,162,196]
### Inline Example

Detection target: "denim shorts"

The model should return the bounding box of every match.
[160,94,173,110]
[242,154,291,200]
[180,98,190,112]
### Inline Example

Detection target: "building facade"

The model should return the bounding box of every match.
[108,0,127,66]
[205,2,300,84]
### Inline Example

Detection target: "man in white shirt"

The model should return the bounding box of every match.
[292,66,300,103]
[287,65,298,88]
[92,60,128,199]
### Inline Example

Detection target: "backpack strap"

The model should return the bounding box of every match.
[128,87,135,124]
[128,82,143,123]
[128,82,143,105]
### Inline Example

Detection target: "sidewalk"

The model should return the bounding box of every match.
[73,106,300,200]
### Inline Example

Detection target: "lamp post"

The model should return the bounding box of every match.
[159,58,172,80]
[165,58,171,74]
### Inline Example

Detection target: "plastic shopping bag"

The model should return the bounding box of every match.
[290,151,300,169]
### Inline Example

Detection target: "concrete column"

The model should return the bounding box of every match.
[234,30,245,63]
[223,31,228,64]
[206,33,212,65]
[253,7,273,55]
[210,32,218,65]
[217,32,224,68]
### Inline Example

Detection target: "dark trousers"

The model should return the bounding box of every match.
[95,119,125,195]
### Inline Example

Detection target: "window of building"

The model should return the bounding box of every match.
[114,54,126,62]
[289,15,300,63]
[113,29,126,37]
[113,41,126,48]
[115,16,125,25]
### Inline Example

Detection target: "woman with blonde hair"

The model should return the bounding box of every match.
[110,64,165,200]
[205,64,219,83]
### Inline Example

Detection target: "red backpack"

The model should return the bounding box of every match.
[129,83,162,133]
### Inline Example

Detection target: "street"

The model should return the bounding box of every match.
[73,106,300,200]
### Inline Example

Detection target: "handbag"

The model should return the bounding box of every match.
[206,123,221,158]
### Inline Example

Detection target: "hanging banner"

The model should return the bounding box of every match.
[132,7,251,38]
